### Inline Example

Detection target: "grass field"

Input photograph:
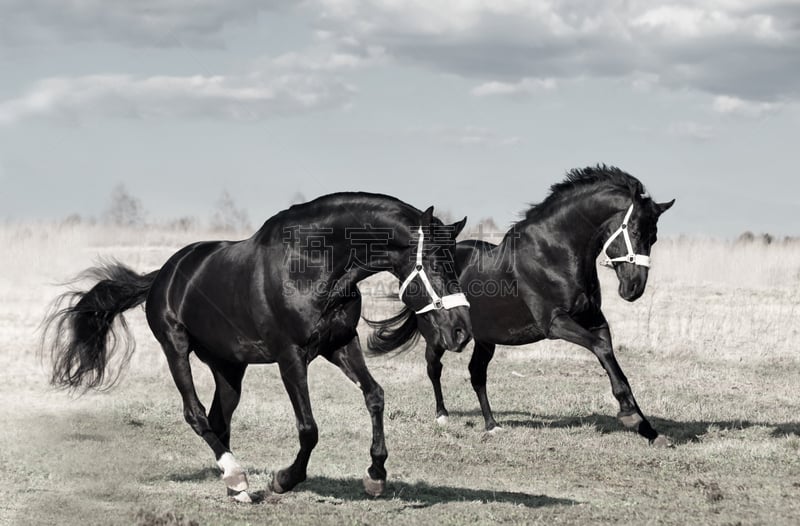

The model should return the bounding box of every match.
[1,223,799,525]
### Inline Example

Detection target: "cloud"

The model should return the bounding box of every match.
[312,0,800,105]
[0,71,354,125]
[471,77,557,98]
[0,0,289,47]
[271,44,387,72]
[712,95,782,117]
[5,0,799,114]
[0,22,389,125]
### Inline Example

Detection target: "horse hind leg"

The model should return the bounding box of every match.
[206,360,250,499]
[155,322,252,501]
[469,341,501,432]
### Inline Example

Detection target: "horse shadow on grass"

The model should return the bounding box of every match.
[297,476,575,509]
[165,469,575,509]
[167,467,219,483]
[449,409,800,444]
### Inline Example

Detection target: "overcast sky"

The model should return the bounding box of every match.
[1,1,799,237]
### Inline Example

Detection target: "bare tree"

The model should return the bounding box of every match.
[211,190,251,232]
[290,191,307,206]
[469,217,501,241]
[104,184,145,227]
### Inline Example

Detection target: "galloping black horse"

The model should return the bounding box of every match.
[368,166,674,445]
[43,193,472,501]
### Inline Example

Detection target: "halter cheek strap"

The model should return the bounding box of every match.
[398,227,471,314]
[601,204,651,268]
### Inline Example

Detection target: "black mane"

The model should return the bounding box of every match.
[523,165,646,221]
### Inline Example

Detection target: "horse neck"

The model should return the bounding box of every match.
[326,211,416,292]
[256,195,418,300]
[516,188,630,268]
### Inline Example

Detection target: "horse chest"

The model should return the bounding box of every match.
[309,300,361,355]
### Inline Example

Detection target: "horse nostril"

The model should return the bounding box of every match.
[453,328,466,345]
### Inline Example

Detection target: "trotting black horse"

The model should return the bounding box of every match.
[43,192,472,501]
[368,166,674,446]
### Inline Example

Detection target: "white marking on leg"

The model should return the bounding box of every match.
[217,452,248,492]
[435,415,449,426]
[217,452,240,473]
[488,426,504,435]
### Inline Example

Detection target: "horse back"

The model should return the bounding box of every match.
[453,239,546,345]
[146,239,283,362]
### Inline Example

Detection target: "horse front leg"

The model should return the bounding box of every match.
[425,343,450,425]
[271,353,318,494]
[549,313,668,446]
[326,336,388,497]
[589,323,667,445]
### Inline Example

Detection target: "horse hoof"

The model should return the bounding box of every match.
[363,470,386,497]
[650,435,671,448]
[270,473,287,494]
[436,415,449,426]
[487,425,503,434]
[222,470,249,493]
[618,413,644,429]
[228,490,253,503]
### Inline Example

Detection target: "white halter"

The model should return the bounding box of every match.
[601,204,651,268]
[398,227,471,314]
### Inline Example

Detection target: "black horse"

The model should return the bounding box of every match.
[368,166,674,445]
[43,193,472,501]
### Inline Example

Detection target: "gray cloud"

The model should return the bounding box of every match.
[0,28,376,125]
[0,71,354,125]
[0,0,289,47]
[313,0,800,104]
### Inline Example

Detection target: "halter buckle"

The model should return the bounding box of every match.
[434,299,444,310]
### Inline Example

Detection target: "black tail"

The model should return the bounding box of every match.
[41,261,159,390]
[364,306,420,354]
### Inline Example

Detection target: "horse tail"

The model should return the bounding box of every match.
[42,261,159,391]
[364,306,420,354]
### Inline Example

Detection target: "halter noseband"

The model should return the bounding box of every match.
[398,227,471,314]
[601,204,651,268]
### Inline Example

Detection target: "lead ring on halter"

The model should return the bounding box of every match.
[601,204,651,268]
[398,227,471,314]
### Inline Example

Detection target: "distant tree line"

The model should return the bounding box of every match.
[58,184,252,232]
[57,187,798,243]
[736,231,800,245]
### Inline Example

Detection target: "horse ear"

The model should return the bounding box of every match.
[657,199,676,215]
[420,206,435,226]
[451,216,468,237]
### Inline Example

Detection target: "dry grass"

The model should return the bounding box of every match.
[1,223,799,525]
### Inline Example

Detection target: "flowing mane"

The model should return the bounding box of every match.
[522,165,647,222]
